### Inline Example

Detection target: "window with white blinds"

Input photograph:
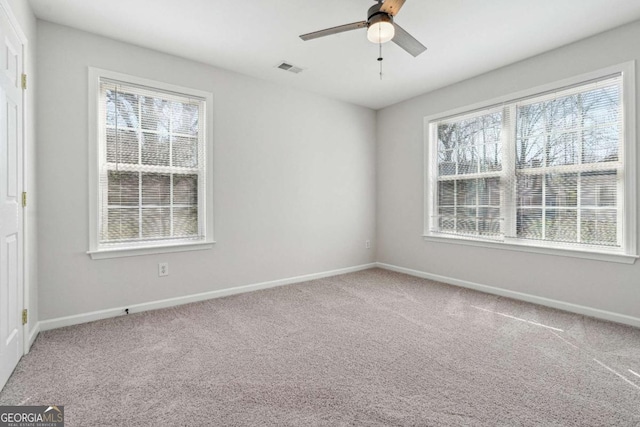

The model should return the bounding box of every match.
[425,65,637,262]
[89,70,212,257]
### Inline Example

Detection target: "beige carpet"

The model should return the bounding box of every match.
[1,268,639,426]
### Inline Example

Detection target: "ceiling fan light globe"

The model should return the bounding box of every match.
[367,21,395,44]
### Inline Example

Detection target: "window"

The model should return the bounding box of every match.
[88,69,214,258]
[425,64,637,263]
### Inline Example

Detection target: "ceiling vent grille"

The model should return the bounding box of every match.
[276,61,304,74]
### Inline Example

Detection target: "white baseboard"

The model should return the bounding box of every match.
[376,262,640,329]
[40,263,377,332]
[38,261,640,332]
[25,323,40,354]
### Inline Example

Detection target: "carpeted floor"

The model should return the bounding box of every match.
[1,268,639,426]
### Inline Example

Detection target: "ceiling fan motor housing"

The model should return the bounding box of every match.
[367,4,394,27]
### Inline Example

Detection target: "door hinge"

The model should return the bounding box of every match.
[22,309,27,325]
[21,74,27,90]
[22,192,26,207]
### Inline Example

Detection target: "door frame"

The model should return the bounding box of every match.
[0,0,31,356]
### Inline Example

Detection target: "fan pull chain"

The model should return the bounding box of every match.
[378,41,383,80]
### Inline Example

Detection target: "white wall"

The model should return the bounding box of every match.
[6,0,37,342]
[377,20,640,319]
[36,21,376,321]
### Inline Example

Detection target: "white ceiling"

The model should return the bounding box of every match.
[29,0,640,110]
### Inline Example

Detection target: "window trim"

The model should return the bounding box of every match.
[87,67,215,259]
[423,62,637,264]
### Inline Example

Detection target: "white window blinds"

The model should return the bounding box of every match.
[98,78,206,246]
[429,74,626,252]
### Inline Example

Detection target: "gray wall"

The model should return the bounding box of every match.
[37,21,376,321]
[7,0,37,340]
[376,20,640,319]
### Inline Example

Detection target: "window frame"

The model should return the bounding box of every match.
[87,68,215,259]
[423,62,637,264]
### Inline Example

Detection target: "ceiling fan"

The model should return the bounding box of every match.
[299,0,426,57]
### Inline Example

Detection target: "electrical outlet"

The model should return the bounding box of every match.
[366,240,371,249]
[158,262,169,277]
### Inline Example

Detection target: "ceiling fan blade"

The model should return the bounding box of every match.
[380,0,406,16]
[392,23,427,57]
[300,21,368,41]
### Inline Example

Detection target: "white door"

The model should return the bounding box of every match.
[0,5,23,390]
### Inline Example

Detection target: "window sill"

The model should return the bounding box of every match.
[422,234,638,264]
[87,240,215,260]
